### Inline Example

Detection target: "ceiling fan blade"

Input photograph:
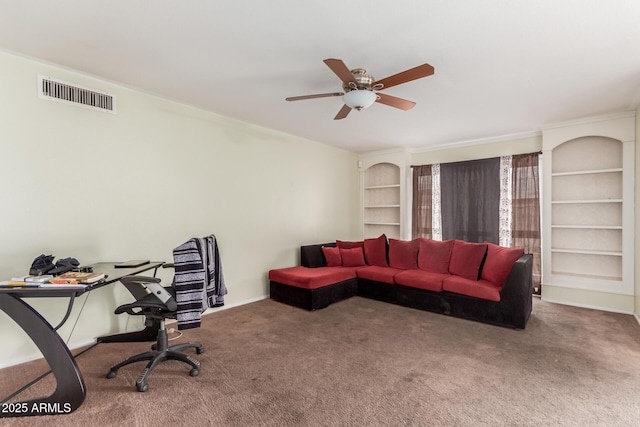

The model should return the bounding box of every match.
[372,63,434,90]
[375,93,416,110]
[286,92,344,101]
[334,104,352,120]
[324,58,357,87]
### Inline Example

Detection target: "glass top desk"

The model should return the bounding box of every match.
[0,261,164,418]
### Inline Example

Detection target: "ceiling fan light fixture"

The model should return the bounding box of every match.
[343,89,378,111]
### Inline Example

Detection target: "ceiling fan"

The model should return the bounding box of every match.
[286,58,434,120]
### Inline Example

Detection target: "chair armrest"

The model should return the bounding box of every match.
[120,275,177,312]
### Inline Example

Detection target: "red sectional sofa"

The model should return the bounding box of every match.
[268,235,534,329]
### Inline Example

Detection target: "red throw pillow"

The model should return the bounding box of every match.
[418,239,455,274]
[364,234,388,267]
[388,238,420,270]
[481,243,524,286]
[322,246,342,267]
[336,240,365,249]
[340,247,366,267]
[448,240,488,281]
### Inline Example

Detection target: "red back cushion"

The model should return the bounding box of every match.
[388,239,420,270]
[363,234,388,267]
[340,247,366,267]
[418,239,455,274]
[481,243,524,286]
[322,246,342,267]
[336,240,364,249]
[448,240,488,281]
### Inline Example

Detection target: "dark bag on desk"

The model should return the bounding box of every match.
[50,257,80,275]
[29,254,55,275]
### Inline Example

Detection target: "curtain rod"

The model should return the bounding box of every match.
[409,151,543,168]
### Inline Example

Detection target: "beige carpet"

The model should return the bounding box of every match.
[2,296,640,426]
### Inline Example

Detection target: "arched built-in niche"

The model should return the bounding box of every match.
[542,113,635,306]
[550,136,623,282]
[363,162,401,239]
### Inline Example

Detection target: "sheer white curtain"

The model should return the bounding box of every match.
[499,156,512,247]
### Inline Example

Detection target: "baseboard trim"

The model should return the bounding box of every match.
[0,338,98,370]
[541,296,634,315]
[1,294,270,370]
[634,313,640,327]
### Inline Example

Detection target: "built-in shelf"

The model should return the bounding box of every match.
[551,271,622,282]
[551,168,622,177]
[551,248,622,257]
[364,184,401,190]
[551,199,622,204]
[551,225,622,230]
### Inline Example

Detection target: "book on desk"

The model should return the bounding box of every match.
[48,271,106,284]
[1,271,104,287]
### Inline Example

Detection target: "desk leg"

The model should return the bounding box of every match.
[0,294,85,417]
[96,319,160,343]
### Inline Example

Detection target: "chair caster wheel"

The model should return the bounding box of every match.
[190,368,200,377]
[106,370,117,379]
[136,382,149,392]
[196,347,204,355]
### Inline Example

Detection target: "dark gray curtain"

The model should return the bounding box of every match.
[440,158,500,243]
[412,165,433,239]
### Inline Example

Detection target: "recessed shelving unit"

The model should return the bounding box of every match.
[542,115,635,301]
[549,136,623,285]
[363,163,401,239]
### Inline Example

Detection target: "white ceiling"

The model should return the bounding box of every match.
[1,1,639,153]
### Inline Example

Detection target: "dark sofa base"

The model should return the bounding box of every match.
[357,278,397,303]
[394,284,530,329]
[270,278,530,329]
[270,278,358,311]
[356,283,531,329]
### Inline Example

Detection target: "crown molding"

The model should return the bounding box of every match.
[542,110,636,131]
[410,130,541,154]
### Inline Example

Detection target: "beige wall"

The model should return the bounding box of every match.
[0,51,360,367]
[636,110,640,319]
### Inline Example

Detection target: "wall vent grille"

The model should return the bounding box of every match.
[38,75,116,113]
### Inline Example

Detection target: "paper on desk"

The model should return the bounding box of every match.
[37,283,88,289]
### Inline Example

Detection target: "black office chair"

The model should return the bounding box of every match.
[105,268,204,392]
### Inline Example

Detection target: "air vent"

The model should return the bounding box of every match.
[38,75,116,113]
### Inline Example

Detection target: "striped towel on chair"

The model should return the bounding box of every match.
[173,234,227,330]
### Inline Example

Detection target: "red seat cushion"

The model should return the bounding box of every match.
[364,234,388,267]
[442,275,501,302]
[268,266,357,290]
[394,269,449,292]
[481,243,524,287]
[448,240,488,281]
[388,238,420,270]
[356,266,404,284]
[418,239,455,274]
